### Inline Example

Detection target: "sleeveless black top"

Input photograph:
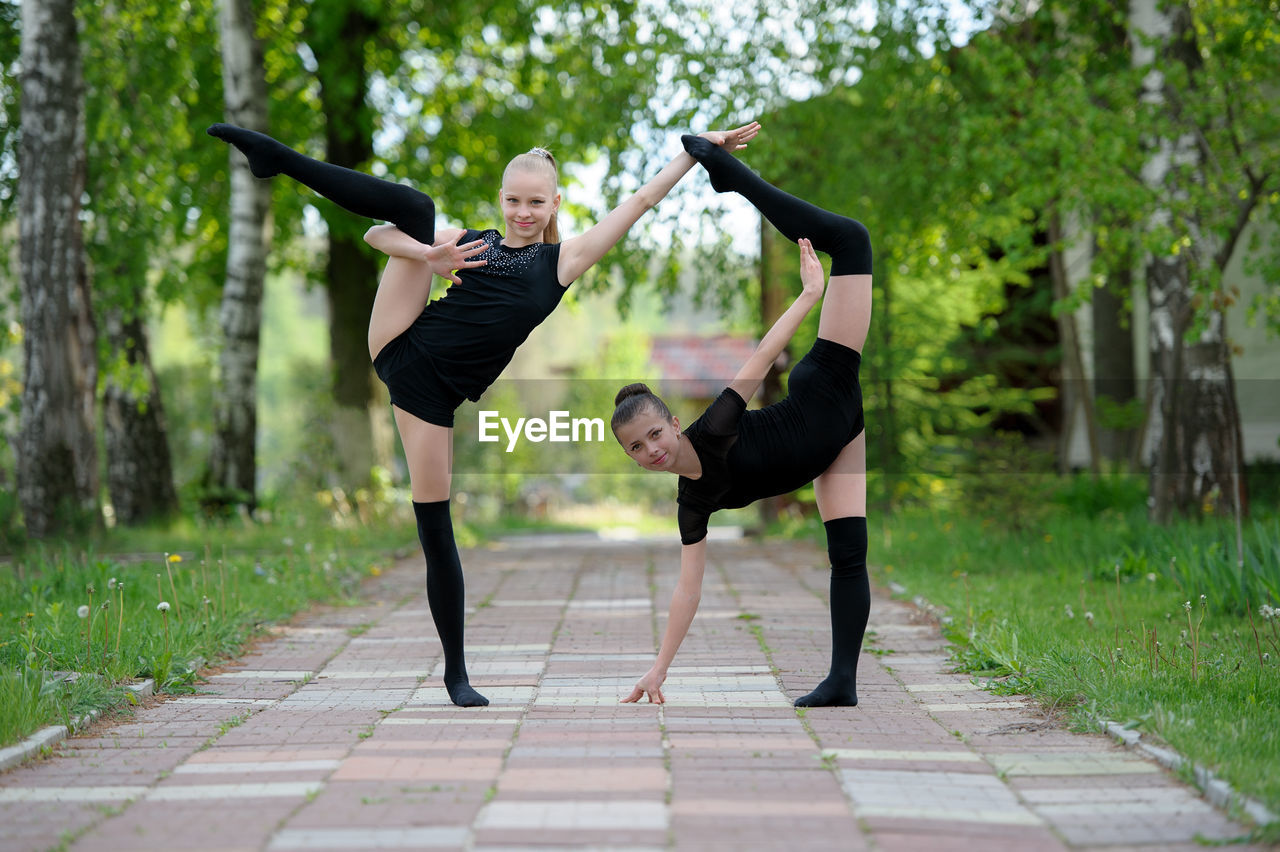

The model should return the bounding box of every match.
[407,229,565,401]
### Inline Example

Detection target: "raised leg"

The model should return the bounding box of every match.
[208,124,436,243]
[369,257,434,361]
[681,135,871,278]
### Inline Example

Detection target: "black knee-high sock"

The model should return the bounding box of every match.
[207,124,436,244]
[413,500,488,707]
[681,135,871,277]
[796,516,869,708]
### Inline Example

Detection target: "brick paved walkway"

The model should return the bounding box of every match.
[0,535,1266,851]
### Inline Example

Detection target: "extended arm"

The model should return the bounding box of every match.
[621,539,708,704]
[363,225,487,284]
[727,238,826,402]
[557,122,760,286]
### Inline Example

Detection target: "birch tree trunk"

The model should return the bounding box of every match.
[102,306,178,524]
[1131,0,1246,522]
[17,0,99,538]
[207,0,270,511]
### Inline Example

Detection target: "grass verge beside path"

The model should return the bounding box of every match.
[788,504,1280,822]
[0,505,424,751]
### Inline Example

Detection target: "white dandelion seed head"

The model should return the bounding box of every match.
[157,601,170,612]
[1183,601,1192,612]
[77,605,90,618]
[108,578,117,590]
[1064,605,1074,618]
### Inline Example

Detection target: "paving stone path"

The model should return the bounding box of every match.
[0,535,1266,851]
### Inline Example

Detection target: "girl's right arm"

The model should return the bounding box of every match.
[727,238,826,402]
[621,539,707,704]
[363,225,487,283]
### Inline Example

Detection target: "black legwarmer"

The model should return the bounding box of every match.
[681,135,871,277]
[413,500,488,707]
[208,124,436,244]
[795,516,869,707]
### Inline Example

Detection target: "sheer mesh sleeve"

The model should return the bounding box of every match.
[699,387,746,438]
[678,503,709,546]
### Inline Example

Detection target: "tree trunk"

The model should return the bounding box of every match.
[103,306,178,524]
[1048,212,1100,474]
[17,0,99,539]
[207,0,270,512]
[1132,0,1247,522]
[312,6,381,489]
[1090,238,1138,466]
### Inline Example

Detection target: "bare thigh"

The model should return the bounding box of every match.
[817,273,873,354]
[393,406,453,502]
[813,431,866,521]
[369,257,433,361]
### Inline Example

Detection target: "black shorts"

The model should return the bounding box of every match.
[372,330,465,429]
[787,337,864,445]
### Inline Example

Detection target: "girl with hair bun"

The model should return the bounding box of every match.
[612,140,873,708]
[209,120,761,706]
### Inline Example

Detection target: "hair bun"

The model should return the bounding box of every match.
[614,383,652,407]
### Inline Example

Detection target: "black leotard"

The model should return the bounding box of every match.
[677,338,864,545]
[374,229,564,426]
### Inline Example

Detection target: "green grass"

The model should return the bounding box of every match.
[0,496,424,750]
[809,496,1280,818]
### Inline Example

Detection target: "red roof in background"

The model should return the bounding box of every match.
[649,334,757,399]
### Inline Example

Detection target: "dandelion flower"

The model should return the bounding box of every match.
[78,605,90,618]
[168,553,183,563]
[157,601,170,612]
[1146,573,1157,582]
[108,578,117,590]
[1085,611,1095,625]
[1259,605,1274,621]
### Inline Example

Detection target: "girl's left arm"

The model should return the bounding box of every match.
[727,238,825,402]
[621,538,708,704]
[556,122,760,286]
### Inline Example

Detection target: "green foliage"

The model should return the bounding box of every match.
[0,502,411,747]
[864,496,1280,811]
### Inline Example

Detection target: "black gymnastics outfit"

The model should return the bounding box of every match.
[207,123,564,707]
[676,339,863,546]
[680,135,872,708]
[373,229,564,429]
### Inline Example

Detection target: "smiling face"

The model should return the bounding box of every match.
[615,406,682,472]
[499,166,559,247]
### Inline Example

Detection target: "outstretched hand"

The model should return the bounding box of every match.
[699,121,761,153]
[425,236,488,284]
[621,666,667,704]
[798,238,826,301]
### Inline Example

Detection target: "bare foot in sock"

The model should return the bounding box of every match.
[680,134,743,193]
[207,123,287,179]
[794,676,858,708]
[446,678,490,708]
